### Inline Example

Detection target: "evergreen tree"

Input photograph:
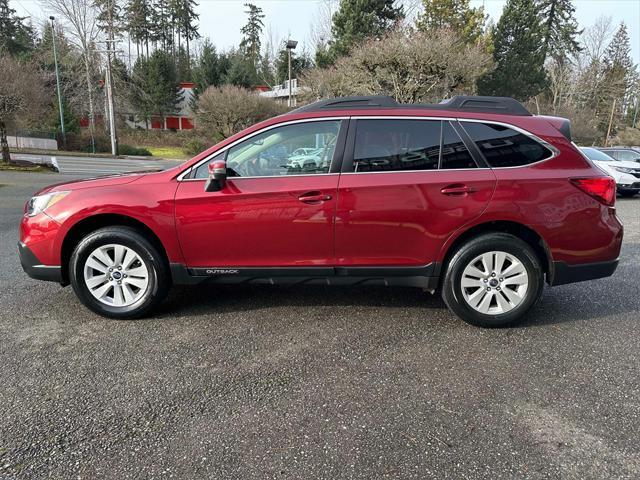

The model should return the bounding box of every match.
[416,0,485,44]
[175,0,199,62]
[318,0,403,66]
[477,0,547,101]
[192,39,224,92]
[601,23,636,126]
[0,0,35,57]
[131,50,182,126]
[239,3,264,67]
[125,0,152,58]
[540,0,581,63]
[224,49,256,88]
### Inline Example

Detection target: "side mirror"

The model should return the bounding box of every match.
[205,160,227,192]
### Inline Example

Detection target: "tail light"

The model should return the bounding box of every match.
[570,177,616,207]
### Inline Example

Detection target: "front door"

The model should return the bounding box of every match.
[175,119,346,267]
[335,118,496,268]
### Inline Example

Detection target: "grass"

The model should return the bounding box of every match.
[144,146,190,159]
[0,162,46,172]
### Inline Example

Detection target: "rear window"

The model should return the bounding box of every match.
[461,122,552,167]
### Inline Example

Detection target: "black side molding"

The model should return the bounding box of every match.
[18,242,63,284]
[550,259,619,286]
[170,263,440,290]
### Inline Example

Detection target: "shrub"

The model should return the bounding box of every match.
[183,136,209,156]
[613,127,640,147]
[118,144,152,156]
[194,85,288,140]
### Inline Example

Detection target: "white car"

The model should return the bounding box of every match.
[579,147,640,197]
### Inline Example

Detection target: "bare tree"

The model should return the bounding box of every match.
[195,85,287,140]
[582,15,613,64]
[41,0,100,151]
[303,27,493,104]
[0,56,47,163]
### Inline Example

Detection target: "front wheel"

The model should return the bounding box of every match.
[442,233,544,328]
[69,226,170,319]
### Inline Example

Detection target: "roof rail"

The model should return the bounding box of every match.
[290,95,532,116]
[289,96,398,113]
[435,96,531,116]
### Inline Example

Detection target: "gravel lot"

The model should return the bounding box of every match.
[1,171,639,479]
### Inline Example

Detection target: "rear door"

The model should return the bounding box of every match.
[334,118,496,268]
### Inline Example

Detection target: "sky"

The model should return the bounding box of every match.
[10,0,640,63]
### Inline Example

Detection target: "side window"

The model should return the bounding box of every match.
[193,120,341,179]
[461,121,552,168]
[226,120,341,177]
[193,152,225,179]
[352,119,440,172]
[616,150,640,162]
[440,122,476,169]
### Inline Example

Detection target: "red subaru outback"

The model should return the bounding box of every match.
[19,96,622,327]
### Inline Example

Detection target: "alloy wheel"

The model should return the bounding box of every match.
[460,251,529,315]
[83,244,150,307]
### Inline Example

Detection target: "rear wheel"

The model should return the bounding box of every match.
[69,226,170,319]
[442,233,544,328]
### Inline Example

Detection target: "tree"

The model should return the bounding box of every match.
[224,49,257,88]
[125,0,151,58]
[416,0,485,44]
[304,27,493,103]
[539,0,581,63]
[195,85,286,140]
[42,0,100,152]
[239,3,264,68]
[477,0,546,101]
[601,23,636,130]
[318,0,403,66]
[175,0,199,62]
[130,50,182,127]
[192,39,225,93]
[0,56,47,163]
[0,0,35,57]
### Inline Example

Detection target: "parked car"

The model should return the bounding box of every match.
[19,95,622,327]
[597,146,640,163]
[580,147,640,197]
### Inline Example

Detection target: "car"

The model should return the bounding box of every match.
[597,146,640,163]
[19,95,623,328]
[579,147,640,197]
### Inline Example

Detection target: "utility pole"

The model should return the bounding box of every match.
[50,17,66,149]
[605,99,616,147]
[104,39,118,156]
[103,0,118,156]
[286,39,298,108]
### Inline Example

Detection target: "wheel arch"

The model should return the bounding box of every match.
[438,221,553,286]
[60,214,170,285]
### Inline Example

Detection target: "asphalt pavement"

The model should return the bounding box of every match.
[10,152,183,175]
[1,171,639,479]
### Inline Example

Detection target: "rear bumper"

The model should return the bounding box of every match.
[550,259,619,286]
[18,242,62,283]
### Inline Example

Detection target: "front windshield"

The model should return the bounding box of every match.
[580,147,615,162]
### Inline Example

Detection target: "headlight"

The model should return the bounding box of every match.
[614,167,634,174]
[26,191,70,217]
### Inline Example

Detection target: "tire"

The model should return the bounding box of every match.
[69,226,170,319]
[618,191,638,198]
[441,233,544,328]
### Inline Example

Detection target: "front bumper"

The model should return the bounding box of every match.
[18,242,62,283]
[550,259,619,286]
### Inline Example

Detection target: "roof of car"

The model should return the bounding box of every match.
[290,95,532,117]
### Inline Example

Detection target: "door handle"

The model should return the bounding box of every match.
[298,191,332,204]
[440,184,476,196]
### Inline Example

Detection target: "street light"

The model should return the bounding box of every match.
[286,39,298,108]
[50,16,66,149]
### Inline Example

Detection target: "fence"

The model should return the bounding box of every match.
[8,130,59,151]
